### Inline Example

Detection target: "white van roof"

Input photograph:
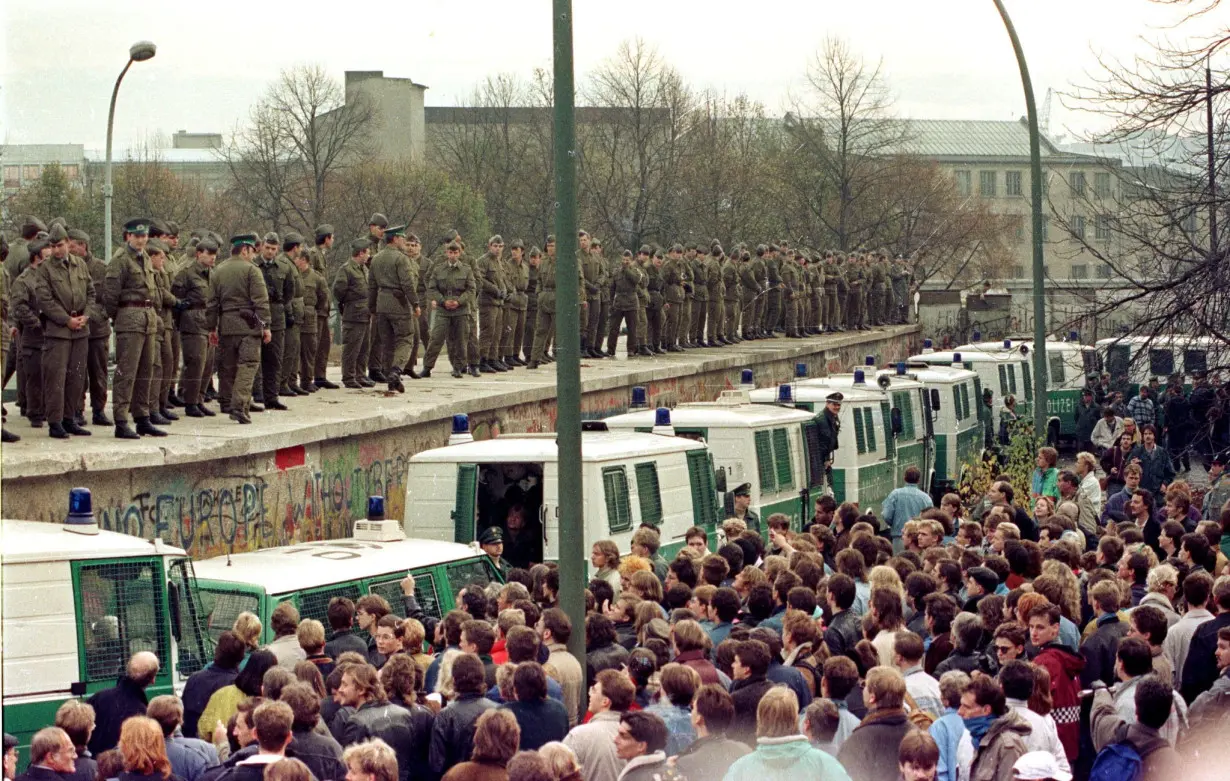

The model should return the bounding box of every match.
[604,403,815,430]
[960,340,1090,353]
[880,365,978,385]
[192,537,483,595]
[0,519,187,565]
[802,372,925,392]
[1094,335,1217,348]
[747,384,885,404]
[912,349,1020,364]
[410,431,707,464]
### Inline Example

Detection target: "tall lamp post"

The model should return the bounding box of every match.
[991,1,1048,435]
[103,41,157,259]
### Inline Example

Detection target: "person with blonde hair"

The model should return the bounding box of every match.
[396,619,433,674]
[117,717,176,781]
[342,739,398,781]
[1074,451,1103,517]
[441,709,519,781]
[722,688,851,781]
[53,700,97,781]
[261,759,312,781]
[616,555,651,595]
[590,541,622,596]
[264,603,305,669]
[837,667,911,781]
[233,613,263,654]
[535,743,581,781]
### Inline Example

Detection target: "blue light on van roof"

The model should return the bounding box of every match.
[865,355,876,366]
[973,330,982,341]
[452,414,469,434]
[953,352,962,364]
[778,384,792,402]
[64,487,99,535]
[924,338,933,349]
[741,368,754,385]
[1004,339,1012,349]
[654,407,671,428]
[796,363,808,378]
[896,362,906,375]
[1069,330,1079,341]
[366,496,386,521]
[854,370,866,384]
[631,386,648,408]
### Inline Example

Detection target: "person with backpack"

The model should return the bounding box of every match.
[1183,625,1230,760]
[1089,676,1184,781]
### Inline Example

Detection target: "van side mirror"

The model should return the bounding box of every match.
[890,408,904,435]
[930,389,941,410]
[722,492,735,517]
[715,467,728,493]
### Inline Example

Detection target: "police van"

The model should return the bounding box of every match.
[746,371,919,516]
[191,500,499,646]
[961,337,1098,446]
[911,345,1035,424]
[601,386,820,531]
[1096,335,1224,393]
[2,491,213,757]
[402,416,721,563]
[884,363,984,498]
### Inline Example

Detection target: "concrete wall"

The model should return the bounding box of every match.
[1,329,917,559]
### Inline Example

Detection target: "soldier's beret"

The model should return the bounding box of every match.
[123,218,151,235]
[196,237,220,253]
[509,239,524,250]
[22,216,48,233]
[231,233,260,248]
[283,232,305,247]
[263,232,280,245]
[47,224,68,243]
[67,228,90,243]
[369,213,389,228]
[314,224,335,240]
[350,238,372,254]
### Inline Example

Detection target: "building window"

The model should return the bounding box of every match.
[2,166,18,188]
[62,164,79,180]
[1096,264,1113,279]
[1071,264,1089,279]
[979,170,997,197]
[1041,216,1049,241]
[1183,210,1197,233]
[1005,170,1023,197]
[955,170,971,197]
[1012,265,1026,279]
[1011,215,1025,241]
[1072,215,1086,239]
[1070,171,1086,196]
[1094,172,1111,198]
[22,165,40,181]
[1095,214,1112,240]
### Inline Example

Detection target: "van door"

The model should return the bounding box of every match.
[542,461,559,561]
[452,464,479,544]
[167,558,211,678]
[685,449,719,534]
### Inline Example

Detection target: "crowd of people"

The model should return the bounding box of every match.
[8,450,1230,781]
[0,214,912,439]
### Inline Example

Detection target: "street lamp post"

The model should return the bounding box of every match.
[991,1,1048,435]
[103,41,156,259]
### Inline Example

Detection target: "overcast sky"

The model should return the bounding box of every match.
[0,0,1212,153]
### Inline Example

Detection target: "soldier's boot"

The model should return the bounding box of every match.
[48,421,70,439]
[527,360,540,370]
[469,365,481,377]
[387,370,405,394]
[358,377,375,388]
[168,391,186,408]
[135,416,168,437]
[1,427,20,443]
[492,359,511,372]
[185,405,206,418]
[114,422,140,440]
[204,382,218,401]
[198,403,217,417]
[160,406,180,421]
[315,377,340,390]
[403,366,422,380]
[249,402,265,412]
[265,399,290,411]
[63,418,91,436]
[149,410,172,426]
[479,360,497,374]
[229,408,252,425]
[93,410,113,426]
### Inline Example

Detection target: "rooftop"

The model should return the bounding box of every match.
[1,519,187,564]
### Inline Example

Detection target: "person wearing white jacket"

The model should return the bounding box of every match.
[1000,661,1070,776]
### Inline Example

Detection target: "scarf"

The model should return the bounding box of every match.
[964,714,995,749]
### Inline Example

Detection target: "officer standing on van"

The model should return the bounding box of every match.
[730,483,760,532]
[816,392,843,490]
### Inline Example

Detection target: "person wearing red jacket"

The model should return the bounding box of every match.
[1027,603,1085,761]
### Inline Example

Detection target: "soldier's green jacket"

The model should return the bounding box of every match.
[477,251,507,305]
[780,261,801,299]
[3,238,30,281]
[767,255,782,288]
[34,254,95,340]
[10,267,45,348]
[306,244,329,275]
[370,246,420,315]
[506,259,529,310]
[206,256,271,337]
[582,252,602,299]
[662,257,685,303]
[690,256,709,301]
[300,266,328,329]
[537,255,557,314]
[610,262,641,310]
[739,259,761,303]
[172,261,213,335]
[282,254,304,326]
[258,255,295,331]
[428,259,476,316]
[705,255,723,297]
[722,258,740,301]
[83,253,112,339]
[647,263,664,307]
[634,260,650,306]
[153,267,177,331]
[103,245,160,335]
[751,256,768,293]
[333,261,372,324]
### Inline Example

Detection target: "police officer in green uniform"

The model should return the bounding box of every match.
[334,239,374,388]
[477,235,509,373]
[424,242,476,378]
[308,224,339,390]
[171,236,217,418]
[103,219,166,439]
[730,483,760,532]
[816,391,843,489]
[207,233,271,425]
[255,233,294,409]
[477,526,513,578]
[501,240,529,366]
[369,224,420,392]
[606,250,641,358]
[34,224,94,438]
[279,233,307,396]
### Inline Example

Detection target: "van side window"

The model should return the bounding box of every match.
[892,392,916,439]
[197,588,260,644]
[634,462,663,526]
[370,573,442,622]
[854,409,867,454]
[754,430,777,492]
[299,584,362,630]
[973,378,985,422]
[446,559,495,595]
[602,466,633,533]
[1185,349,1208,375]
[685,450,719,530]
[959,384,971,419]
[1022,362,1032,399]
[771,428,794,490]
[1106,344,1130,379]
[1149,349,1175,377]
[76,559,169,683]
[1007,365,1018,394]
[952,387,964,422]
[1049,353,1066,384]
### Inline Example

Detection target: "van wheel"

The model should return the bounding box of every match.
[1046,421,1060,448]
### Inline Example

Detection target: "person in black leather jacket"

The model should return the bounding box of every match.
[585,615,630,689]
[428,655,497,777]
[337,666,432,781]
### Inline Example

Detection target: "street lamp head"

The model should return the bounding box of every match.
[129,41,157,62]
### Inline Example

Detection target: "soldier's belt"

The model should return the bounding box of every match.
[118,300,153,308]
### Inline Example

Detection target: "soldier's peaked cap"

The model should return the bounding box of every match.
[368,213,389,228]
[384,225,407,237]
[47,224,68,242]
[283,231,305,246]
[350,238,372,254]
[314,224,335,238]
[263,232,280,245]
[67,228,90,243]
[123,218,151,235]
[230,233,259,248]
[826,392,844,403]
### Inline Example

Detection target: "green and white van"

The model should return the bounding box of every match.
[1096,335,1224,393]
[747,373,922,515]
[884,364,984,497]
[961,338,1098,445]
[602,390,821,531]
[2,508,212,757]
[191,517,500,646]
[403,420,720,563]
[912,347,1035,423]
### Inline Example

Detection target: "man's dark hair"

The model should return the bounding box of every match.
[1184,571,1214,607]
[936,561,964,593]
[711,587,742,623]
[280,683,322,731]
[827,573,856,611]
[1098,537,1126,568]
[442,610,469,647]
[999,659,1035,701]
[541,608,572,644]
[451,653,488,696]
[995,481,1015,505]
[586,614,618,649]
[692,684,736,733]
[1058,471,1080,490]
[669,558,698,588]
[718,543,745,577]
[666,584,693,611]
[1182,533,1215,571]
[966,674,1007,717]
[512,662,548,702]
[733,639,771,676]
[620,711,669,755]
[214,631,247,669]
[505,626,539,664]
[924,593,960,634]
[462,619,496,656]
[1117,637,1154,678]
[1126,551,1150,585]
[787,586,817,616]
[793,557,823,592]
[749,628,784,661]
[461,585,488,618]
[773,571,801,606]
[588,579,615,609]
[822,655,859,700]
[1131,605,1169,647]
[746,584,774,620]
[905,572,938,612]
[1135,678,1176,730]
[904,466,922,485]
[326,597,355,631]
[235,651,278,697]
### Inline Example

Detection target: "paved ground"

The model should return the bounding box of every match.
[1,325,917,480]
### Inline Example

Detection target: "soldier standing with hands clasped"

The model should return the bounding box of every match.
[103,218,165,439]
[369,224,420,392]
[335,238,374,388]
[423,242,476,379]
[207,234,271,425]
[171,236,218,418]
[34,224,94,439]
